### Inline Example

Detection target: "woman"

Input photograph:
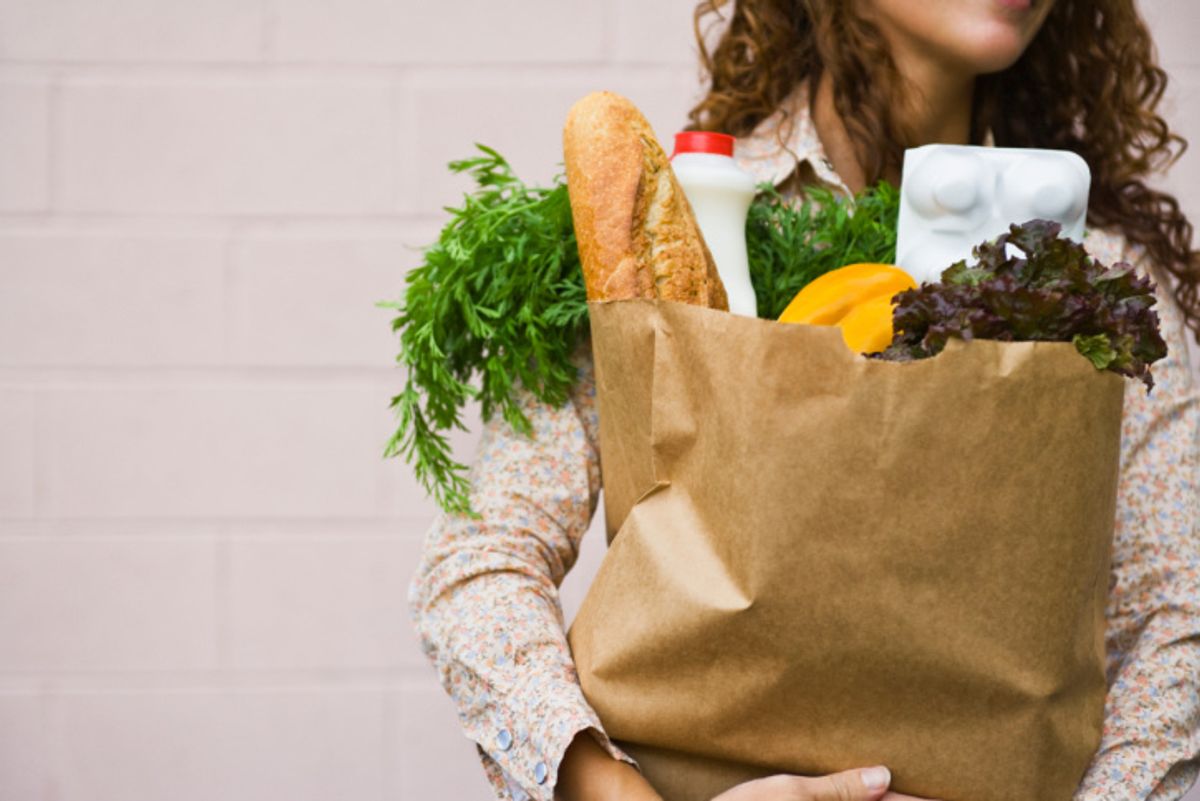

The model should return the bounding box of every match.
[409,1,1200,800]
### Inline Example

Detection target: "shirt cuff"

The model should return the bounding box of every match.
[584,724,638,768]
[465,685,639,801]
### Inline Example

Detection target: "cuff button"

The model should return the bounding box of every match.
[534,761,548,785]
[497,729,513,751]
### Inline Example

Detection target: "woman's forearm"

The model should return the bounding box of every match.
[556,730,662,801]
[408,350,641,801]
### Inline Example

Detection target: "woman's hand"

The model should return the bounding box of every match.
[556,732,939,801]
[712,767,940,801]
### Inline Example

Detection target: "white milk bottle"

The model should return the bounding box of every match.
[671,131,759,317]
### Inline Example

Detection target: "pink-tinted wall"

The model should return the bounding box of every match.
[0,2,1195,800]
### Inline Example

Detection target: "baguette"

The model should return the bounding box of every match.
[563,91,728,310]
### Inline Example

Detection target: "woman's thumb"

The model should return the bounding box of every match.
[805,766,891,801]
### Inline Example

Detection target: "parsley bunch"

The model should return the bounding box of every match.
[383,146,899,514]
[748,181,899,319]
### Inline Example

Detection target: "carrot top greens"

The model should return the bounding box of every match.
[380,145,898,514]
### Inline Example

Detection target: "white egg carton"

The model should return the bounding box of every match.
[895,144,1091,285]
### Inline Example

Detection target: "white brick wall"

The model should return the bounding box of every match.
[0,80,50,211]
[59,78,398,214]
[0,2,1196,800]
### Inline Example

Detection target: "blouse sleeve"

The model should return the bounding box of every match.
[407,340,638,801]
[1073,247,1200,801]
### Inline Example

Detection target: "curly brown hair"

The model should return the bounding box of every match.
[688,0,1200,344]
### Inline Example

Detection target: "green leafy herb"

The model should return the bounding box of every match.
[877,219,1168,388]
[380,146,588,514]
[748,181,899,319]
[383,146,900,513]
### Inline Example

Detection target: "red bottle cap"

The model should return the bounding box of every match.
[672,131,735,159]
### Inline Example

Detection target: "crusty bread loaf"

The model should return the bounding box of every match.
[563,91,728,310]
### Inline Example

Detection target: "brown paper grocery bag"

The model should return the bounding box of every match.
[567,299,1125,801]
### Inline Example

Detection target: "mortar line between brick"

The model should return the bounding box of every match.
[382,676,399,800]
[40,689,61,801]
[0,665,436,688]
[259,0,278,61]
[391,70,407,215]
[0,365,398,382]
[0,532,433,543]
[30,388,43,519]
[0,211,445,225]
[219,224,243,366]
[45,70,62,214]
[214,531,233,670]
[0,60,623,78]
[600,0,618,64]
[0,516,433,531]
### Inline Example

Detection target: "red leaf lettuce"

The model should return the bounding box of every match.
[876,219,1168,389]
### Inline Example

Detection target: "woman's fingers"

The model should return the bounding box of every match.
[792,766,892,800]
[710,765,941,801]
[712,766,893,800]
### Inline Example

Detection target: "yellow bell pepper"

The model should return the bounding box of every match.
[837,293,901,353]
[778,263,916,353]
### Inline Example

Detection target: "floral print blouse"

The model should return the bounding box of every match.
[408,88,1200,801]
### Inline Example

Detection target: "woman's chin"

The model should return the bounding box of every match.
[954,30,1037,74]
